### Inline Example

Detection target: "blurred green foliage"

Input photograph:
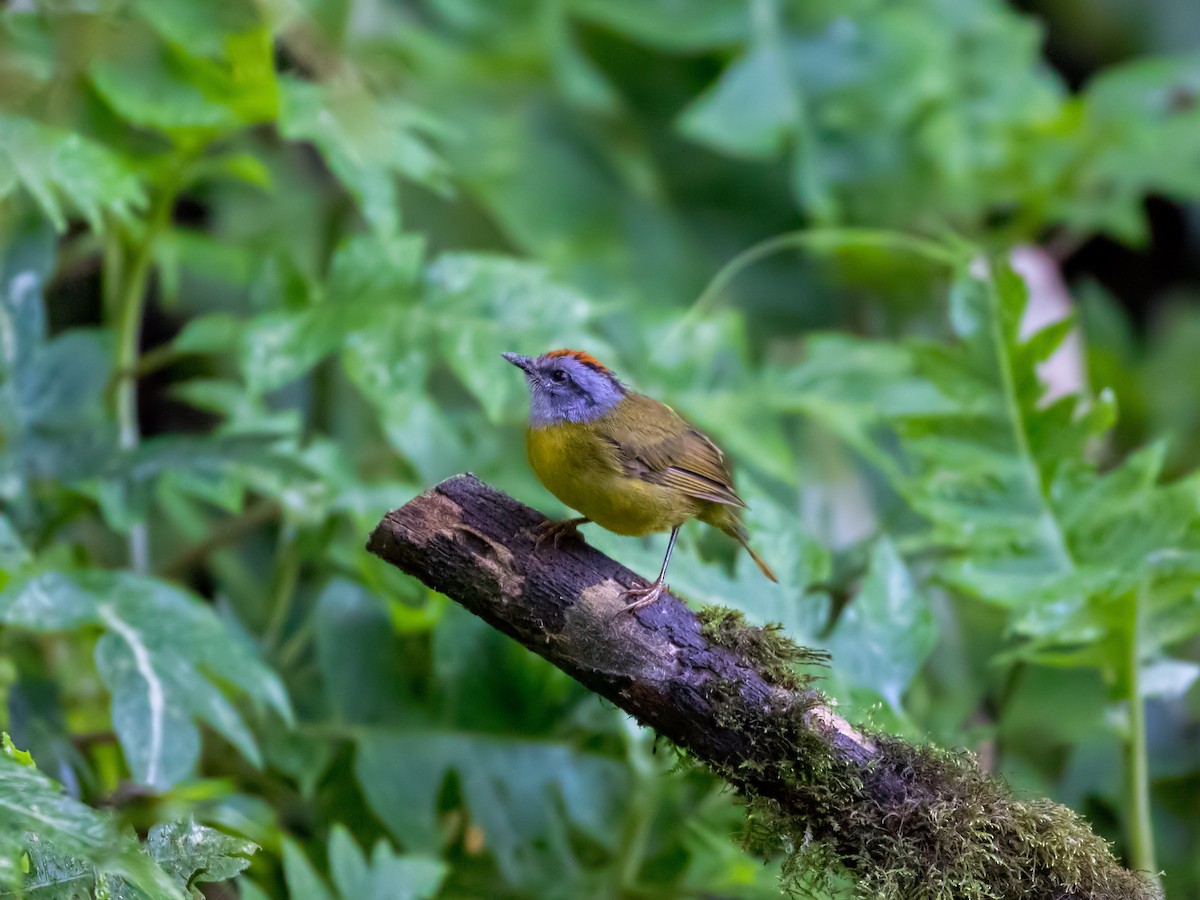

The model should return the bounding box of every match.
[0,0,1198,896]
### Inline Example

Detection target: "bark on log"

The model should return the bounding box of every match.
[366,474,1155,900]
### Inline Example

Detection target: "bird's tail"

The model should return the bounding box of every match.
[720,520,778,584]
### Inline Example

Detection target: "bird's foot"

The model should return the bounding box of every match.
[531,517,588,551]
[618,579,667,614]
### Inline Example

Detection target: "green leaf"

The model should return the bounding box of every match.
[13,817,255,899]
[793,251,1200,695]
[235,879,273,900]
[675,2,1069,228]
[143,820,257,889]
[132,0,263,61]
[238,232,423,395]
[826,538,936,711]
[314,579,414,725]
[794,267,1085,621]
[279,77,449,238]
[678,45,796,159]
[281,838,334,900]
[340,343,461,481]
[999,667,1109,745]
[1062,53,1200,241]
[281,831,446,900]
[1139,303,1200,468]
[192,150,273,189]
[326,827,368,900]
[89,9,278,142]
[167,380,302,444]
[0,115,145,232]
[548,22,620,113]
[91,52,244,135]
[90,433,315,530]
[355,731,625,889]
[169,313,243,355]
[0,571,291,790]
[326,233,425,303]
[240,304,368,395]
[567,0,748,50]
[0,518,29,588]
[0,230,119,494]
[0,734,32,769]
[0,753,183,898]
[328,826,446,900]
[18,330,114,431]
[0,223,50,388]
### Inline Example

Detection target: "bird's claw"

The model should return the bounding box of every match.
[531,517,586,551]
[618,580,667,614]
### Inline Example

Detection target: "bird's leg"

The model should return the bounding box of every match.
[620,526,679,613]
[531,516,590,550]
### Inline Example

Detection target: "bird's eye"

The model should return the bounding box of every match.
[550,370,568,383]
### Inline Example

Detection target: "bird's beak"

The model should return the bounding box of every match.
[502,352,534,374]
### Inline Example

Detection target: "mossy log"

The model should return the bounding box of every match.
[367,474,1157,900]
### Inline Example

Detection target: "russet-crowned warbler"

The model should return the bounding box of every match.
[503,349,777,612]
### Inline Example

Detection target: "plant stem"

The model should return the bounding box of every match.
[109,191,175,573]
[1126,583,1159,884]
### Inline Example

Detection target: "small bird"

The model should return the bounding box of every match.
[503,349,777,612]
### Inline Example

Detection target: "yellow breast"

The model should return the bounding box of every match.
[525,421,696,536]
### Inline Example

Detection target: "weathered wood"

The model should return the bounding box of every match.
[366,474,1155,900]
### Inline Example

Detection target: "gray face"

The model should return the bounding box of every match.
[503,351,625,426]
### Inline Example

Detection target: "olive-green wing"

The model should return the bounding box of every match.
[597,393,747,508]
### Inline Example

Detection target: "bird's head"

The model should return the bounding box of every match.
[503,349,626,426]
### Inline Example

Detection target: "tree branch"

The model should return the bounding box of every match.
[366,474,1157,900]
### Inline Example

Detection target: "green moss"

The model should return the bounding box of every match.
[698,607,829,691]
[693,607,1159,900]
